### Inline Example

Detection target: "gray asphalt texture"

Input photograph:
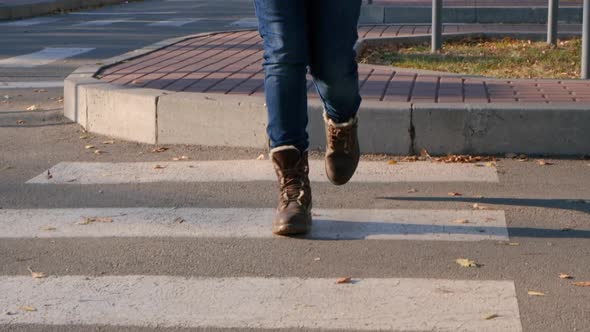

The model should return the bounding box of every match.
[1,1,590,332]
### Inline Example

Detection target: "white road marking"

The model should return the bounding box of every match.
[27,161,499,184]
[0,275,522,331]
[74,19,131,26]
[68,11,177,15]
[0,208,508,241]
[0,48,94,68]
[0,17,62,27]
[0,81,64,89]
[230,17,258,28]
[148,18,203,27]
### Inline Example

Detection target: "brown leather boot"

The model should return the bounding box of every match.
[270,145,312,236]
[324,112,360,185]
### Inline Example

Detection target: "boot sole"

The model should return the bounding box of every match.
[324,157,360,186]
[272,224,311,236]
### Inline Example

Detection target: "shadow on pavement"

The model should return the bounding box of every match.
[377,196,590,214]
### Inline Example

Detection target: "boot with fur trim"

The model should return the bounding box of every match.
[270,145,312,235]
[324,112,360,185]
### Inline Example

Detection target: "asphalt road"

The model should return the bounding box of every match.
[1,1,590,332]
[0,0,255,82]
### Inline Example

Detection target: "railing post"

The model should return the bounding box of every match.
[547,0,559,45]
[583,0,590,79]
[432,0,442,53]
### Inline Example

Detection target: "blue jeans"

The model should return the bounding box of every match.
[254,0,362,152]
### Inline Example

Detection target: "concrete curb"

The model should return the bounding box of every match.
[0,0,135,21]
[360,5,583,24]
[64,30,590,156]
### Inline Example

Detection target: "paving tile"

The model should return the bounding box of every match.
[97,24,590,106]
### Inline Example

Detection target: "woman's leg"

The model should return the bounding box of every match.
[255,0,313,236]
[308,0,363,186]
[307,0,362,124]
[254,0,309,152]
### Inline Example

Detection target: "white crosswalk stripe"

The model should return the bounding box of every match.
[74,19,132,26]
[0,208,508,241]
[0,81,64,89]
[0,276,522,331]
[148,18,203,27]
[6,159,525,331]
[0,17,62,27]
[0,47,95,68]
[27,160,499,184]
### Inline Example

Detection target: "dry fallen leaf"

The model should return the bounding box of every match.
[154,165,166,169]
[46,170,52,180]
[173,217,185,224]
[172,155,190,161]
[387,160,398,165]
[84,145,95,149]
[78,216,113,225]
[485,314,500,320]
[16,119,26,124]
[27,267,46,279]
[401,156,419,162]
[448,192,462,197]
[336,277,352,284]
[131,79,144,85]
[26,105,38,111]
[527,291,545,296]
[40,226,56,232]
[456,258,480,268]
[77,218,91,225]
[33,89,47,93]
[79,134,90,139]
[453,219,469,224]
[151,147,169,153]
[19,306,36,312]
[538,160,554,166]
[102,140,115,145]
[313,257,321,262]
[94,217,113,223]
[497,241,520,246]
[420,148,431,159]
[407,188,418,193]
[517,154,529,162]
[256,154,265,160]
[434,155,496,164]
[559,273,573,280]
[472,203,488,210]
[573,281,590,287]
[93,149,105,155]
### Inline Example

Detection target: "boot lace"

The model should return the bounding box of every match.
[277,167,308,207]
[328,126,353,153]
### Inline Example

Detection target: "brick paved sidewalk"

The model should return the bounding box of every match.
[98,24,590,105]
[369,0,582,7]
